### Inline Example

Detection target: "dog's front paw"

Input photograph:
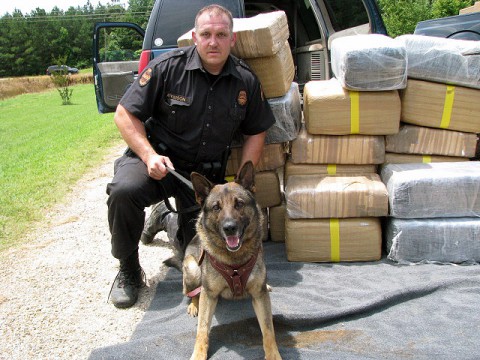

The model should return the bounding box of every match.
[187,303,198,317]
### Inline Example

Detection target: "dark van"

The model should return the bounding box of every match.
[93,0,387,113]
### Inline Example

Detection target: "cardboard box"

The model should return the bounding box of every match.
[285,217,382,262]
[381,162,480,218]
[304,78,400,135]
[290,126,385,164]
[285,174,388,219]
[401,79,480,133]
[385,124,477,158]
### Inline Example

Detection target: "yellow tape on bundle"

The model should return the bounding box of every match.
[440,85,455,129]
[350,91,360,134]
[422,156,432,163]
[327,164,337,175]
[330,218,340,262]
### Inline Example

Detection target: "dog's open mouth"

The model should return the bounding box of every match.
[225,235,241,252]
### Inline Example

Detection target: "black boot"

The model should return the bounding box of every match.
[140,201,174,245]
[109,251,146,308]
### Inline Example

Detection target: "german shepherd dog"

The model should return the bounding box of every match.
[183,161,282,360]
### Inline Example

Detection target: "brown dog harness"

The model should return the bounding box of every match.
[206,251,259,297]
[186,249,259,298]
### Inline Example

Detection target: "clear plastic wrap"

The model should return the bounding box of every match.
[400,79,480,134]
[303,78,401,135]
[265,82,302,143]
[331,34,407,91]
[396,34,480,90]
[290,125,385,164]
[380,162,480,219]
[385,124,477,158]
[385,217,480,264]
[285,174,388,219]
[225,143,286,176]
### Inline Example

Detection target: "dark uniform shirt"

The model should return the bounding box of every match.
[120,45,275,165]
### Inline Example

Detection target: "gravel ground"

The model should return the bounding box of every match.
[0,144,175,360]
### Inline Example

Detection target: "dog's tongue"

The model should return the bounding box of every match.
[226,235,240,249]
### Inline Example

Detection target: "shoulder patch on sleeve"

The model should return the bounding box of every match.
[139,68,152,87]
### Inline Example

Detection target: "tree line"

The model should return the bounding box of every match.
[0,0,474,78]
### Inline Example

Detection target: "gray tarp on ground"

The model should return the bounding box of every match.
[89,242,480,359]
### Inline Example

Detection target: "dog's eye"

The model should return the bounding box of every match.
[235,200,245,210]
[212,203,221,211]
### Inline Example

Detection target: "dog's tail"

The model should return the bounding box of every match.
[163,252,183,271]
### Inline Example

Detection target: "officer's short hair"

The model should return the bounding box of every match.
[195,4,234,34]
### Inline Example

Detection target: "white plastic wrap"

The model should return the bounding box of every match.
[331,34,407,91]
[385,217,480,264]
[266,82,302,143]
[381,162,480,219]
[396,34,480,90]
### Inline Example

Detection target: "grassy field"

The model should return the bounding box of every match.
[0,83,121,252]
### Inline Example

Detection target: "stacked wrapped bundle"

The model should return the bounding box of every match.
[381,162,480,264]
[387,35,480,163]
[283,35,407,261]
[331,34,408,92]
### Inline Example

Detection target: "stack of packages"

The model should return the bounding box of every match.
[385,35,480,164]
[178,11,302,240]
[381,162,480,264]
[284,34,405,262]
[381,35,480,264]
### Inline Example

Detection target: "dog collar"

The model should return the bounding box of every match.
[206,250,259,298]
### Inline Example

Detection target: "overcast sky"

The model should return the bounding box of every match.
[0,1,126,16]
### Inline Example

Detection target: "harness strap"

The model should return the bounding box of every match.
[206,250,259,298]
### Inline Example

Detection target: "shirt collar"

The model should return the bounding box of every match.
[185,46,242,80]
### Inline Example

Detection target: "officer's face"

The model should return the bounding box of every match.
[193,12,236,75]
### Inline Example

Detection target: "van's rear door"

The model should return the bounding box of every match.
[93,22,145,113]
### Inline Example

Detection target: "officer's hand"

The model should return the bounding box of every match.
[146,154,174,180]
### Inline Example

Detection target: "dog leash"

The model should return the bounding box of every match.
[166,166,194,191]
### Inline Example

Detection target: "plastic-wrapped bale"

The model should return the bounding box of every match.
[265,82,302,143]
[380,162,480,219]
[285,174,388,219]
[396,34,480,90]
[225,143,286,176]
[269,203,286,242]
[331,34,407,91]
[400,79,480,134]
[244,40,294,98]
[284,161,377,180]
[285,217,382,262]
[384,153,469,164]
[303,78,400,135]
[177,11,289,59]
[385,217,480,264]
[290,125,385,164]
[255,171,282,209]
[385,124,477,158]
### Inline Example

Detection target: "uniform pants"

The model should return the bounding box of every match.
[106,153,198,260]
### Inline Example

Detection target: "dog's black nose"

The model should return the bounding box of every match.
[222,220,238,235]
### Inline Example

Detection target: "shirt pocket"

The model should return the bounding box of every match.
[228,104,246,127]
[165,98,191,134]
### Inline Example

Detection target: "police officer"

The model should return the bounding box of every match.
[106,4,275,308]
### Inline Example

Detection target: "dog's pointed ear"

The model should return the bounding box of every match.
[235,161,255,193]
[191,172,214,205]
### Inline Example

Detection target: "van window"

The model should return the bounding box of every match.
[151,0,243,49]
[323,0,369,32]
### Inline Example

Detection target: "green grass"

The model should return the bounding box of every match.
[0,84,121,252]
